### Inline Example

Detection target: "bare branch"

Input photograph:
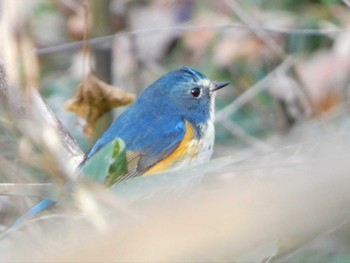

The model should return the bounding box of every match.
[223,0,285,58]
[31,90,84,168]
[36,24,349,56]
[221,119,275,153]
[0,183,55,198]
[215,56,294,123]
[0,0,84,180]
[342,0,350,8]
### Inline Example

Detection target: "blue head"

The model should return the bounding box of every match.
[138,66,229,128]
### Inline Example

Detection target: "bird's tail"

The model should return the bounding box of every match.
[4,199,56,233]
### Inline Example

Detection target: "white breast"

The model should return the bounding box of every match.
[193,94,216,164]
[170,95,216,171]
[195,119,215,164]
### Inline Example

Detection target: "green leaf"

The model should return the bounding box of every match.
[104,139,127,187]
[81,138,127,187]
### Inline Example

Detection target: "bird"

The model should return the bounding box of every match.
[7,67,228,229]
[85,66,229,184]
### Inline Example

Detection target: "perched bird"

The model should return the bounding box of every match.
[8,67,228,228]
[86,66,229,183]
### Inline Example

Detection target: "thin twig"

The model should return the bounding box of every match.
[342,0,350,8]
[215,56,294,123]
[82,0,92,76]
[0,183,55,197]
[223,0,285,58]
[224,0,316,119]
[274,217,350,262]
[0,63,7,96]
[1,0,20,87]
[1,0,84,182]
[221,119,274,153]
[31,90,85,169]
[36,23,350,56]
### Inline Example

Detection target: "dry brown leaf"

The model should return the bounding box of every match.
[65,73,135,135]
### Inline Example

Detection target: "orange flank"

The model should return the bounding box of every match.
[144,121,198,175]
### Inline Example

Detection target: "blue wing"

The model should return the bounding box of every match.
[86,103,186,178]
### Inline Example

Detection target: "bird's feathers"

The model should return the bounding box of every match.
[88,104,187,182]
[85,66,220,183]
[144,121,197,175]
[123,118,186,179]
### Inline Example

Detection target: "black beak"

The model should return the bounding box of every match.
[211,81,230,92]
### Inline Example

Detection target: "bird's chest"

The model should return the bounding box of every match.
[172,120,215,170]
[193,120,215,164]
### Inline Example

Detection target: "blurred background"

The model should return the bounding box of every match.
[1,0,350,262]
[29,0,350,154]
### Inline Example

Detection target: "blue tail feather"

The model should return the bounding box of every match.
[7,199,56,231]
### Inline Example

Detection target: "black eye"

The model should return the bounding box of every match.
[190,87,201,98]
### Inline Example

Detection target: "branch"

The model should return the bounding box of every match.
[36,24,350,56]
[0,0,84,180]
[215,57,294,123]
